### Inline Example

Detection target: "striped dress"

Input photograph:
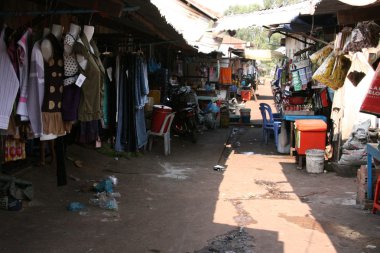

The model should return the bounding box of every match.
[16,28,32,121]
[0,27,19,130]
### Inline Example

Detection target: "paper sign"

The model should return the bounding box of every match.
[75,74,86,87]
[285,86,290,91]
[107,67,113,82]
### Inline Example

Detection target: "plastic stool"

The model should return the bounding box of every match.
[372,176,380,214]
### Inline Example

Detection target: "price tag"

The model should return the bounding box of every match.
[107,67,113,82]
[75,74,86,87]
[285,85,290,91]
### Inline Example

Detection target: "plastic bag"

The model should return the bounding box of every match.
[343,21,380,53]
[277,123,290,154]
[310,45,333,68]
[360,62,380,116]
[291,70,302,91]
[312,52,351,90]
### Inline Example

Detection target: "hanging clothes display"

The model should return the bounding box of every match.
[115,53,149,152]
[115,54,137,152]
[62,30,81,123]
[41,33,66,136]
[219,67,232,84]
[101,55,117,132]
[27,41,45,137]
[0,27,20,130]
[73,33,105,122]
[16,28,32,121]
[135,55,149,149]
[6,28,19,78]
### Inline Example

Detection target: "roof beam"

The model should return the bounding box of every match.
[337,5,380,25]
[60,0,124,17]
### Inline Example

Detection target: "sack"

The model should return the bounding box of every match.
[343,21,380,53]
[312,52,351,90]
[310,45,333,68]
[277,123,290,154]
[360,62,380,116]
[338,149,367,166]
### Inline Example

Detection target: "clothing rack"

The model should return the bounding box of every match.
[0,9,100,17]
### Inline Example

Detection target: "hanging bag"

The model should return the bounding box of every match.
[360,62,380,116]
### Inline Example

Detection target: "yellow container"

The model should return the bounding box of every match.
[149,90,161,105]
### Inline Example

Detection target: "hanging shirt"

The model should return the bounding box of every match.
[62,32,81,122]
[41,33,66,136]
[73,33,105,121]
[135,56,149,109]
[16,28,32,121]
[219,67,232,84]
[63,33,79,86]
[27,41,45,137]
[0,27,19,130]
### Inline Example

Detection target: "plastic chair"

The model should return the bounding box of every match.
[147,112,175,156]
[259,103,282,145]
[372,176,380,214]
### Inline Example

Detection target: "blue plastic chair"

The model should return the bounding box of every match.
[259,103,282,145]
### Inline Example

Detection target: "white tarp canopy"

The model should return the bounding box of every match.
[212,1,317,32]
[243,49,284,61]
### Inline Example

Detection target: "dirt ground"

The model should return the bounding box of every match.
[0,81,380,253]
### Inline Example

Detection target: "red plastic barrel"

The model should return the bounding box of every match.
[151,105,172,133]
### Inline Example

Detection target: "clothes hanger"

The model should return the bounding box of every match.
[101,45,112,56]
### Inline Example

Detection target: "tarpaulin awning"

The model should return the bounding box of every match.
[232,48,285,61]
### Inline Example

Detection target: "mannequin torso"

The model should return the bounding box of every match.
[76,25,94,70]
[41,24,62,62]
[64,23,80,56]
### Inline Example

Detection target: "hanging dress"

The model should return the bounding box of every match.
[135,55,149,148]
[62,32,81,123]
[0,27,20,130]
[41,33,66,136]
[27,41,45,137]
[16,28,32,121]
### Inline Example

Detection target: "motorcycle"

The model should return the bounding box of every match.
[166,86,198,143]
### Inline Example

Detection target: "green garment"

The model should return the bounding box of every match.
[73,34,105,121]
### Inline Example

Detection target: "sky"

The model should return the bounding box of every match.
[200,0,263,14]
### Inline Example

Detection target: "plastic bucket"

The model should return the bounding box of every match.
[305,149,325,173]
[151,105,172,133]
[240,108,251,123]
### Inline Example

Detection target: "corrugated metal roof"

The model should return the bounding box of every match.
[213,0,380,31]
[151,0,212,49]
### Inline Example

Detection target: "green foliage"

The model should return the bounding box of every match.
[235,27,282,50]
[263,0,304,9]
[224,4,261,15]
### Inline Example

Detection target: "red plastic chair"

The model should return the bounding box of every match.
[146,112,176,156]
[372,176,380,214]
